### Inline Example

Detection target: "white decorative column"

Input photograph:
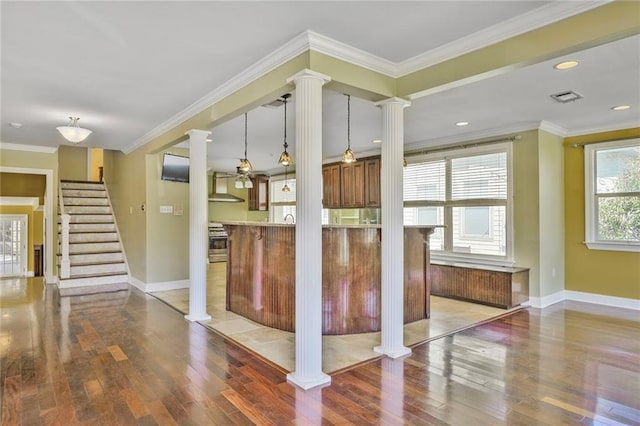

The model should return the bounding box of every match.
[185,129,212,322]
[286,69,331,390]
[374,97,411,358]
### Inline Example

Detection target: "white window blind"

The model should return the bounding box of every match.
[403,160,445,202]
[451,153,507,200]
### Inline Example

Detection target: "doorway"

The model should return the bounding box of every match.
[0,214,27,277]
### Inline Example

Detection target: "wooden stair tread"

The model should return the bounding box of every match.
[63,272,128,279]
[60,180,104,184]
[60,230,116,234]
[65,241,120,245]
[58,250,123,255]
[58,261,126,267]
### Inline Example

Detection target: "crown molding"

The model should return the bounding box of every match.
[564,119,640,137]
[397,1,613,76]
[307,31,397,77]
[0,142,58,154]
[539,120,568,137]
[121,31,312,154]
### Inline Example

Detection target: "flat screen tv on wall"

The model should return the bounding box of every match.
[161,153,189,183]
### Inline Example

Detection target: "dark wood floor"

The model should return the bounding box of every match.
[1,277,639,425]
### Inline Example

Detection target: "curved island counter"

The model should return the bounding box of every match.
[223,223,436,335]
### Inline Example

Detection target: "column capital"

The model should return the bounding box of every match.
[185,129,211,139]
[287,68,331,86]
[375,97,411,108]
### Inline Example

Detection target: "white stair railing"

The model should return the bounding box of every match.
[59,184,71,279]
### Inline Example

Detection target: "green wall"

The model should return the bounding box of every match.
[564,128,640,299]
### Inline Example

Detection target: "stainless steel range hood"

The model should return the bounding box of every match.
[208,173,245,203]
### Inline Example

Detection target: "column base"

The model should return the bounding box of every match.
[286,371,331,390]
[374,345,411,359]
[184,313,211,322]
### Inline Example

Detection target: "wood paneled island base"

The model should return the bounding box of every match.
[223,223,435,335]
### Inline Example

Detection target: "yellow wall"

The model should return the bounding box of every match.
[90,148,104,181]
[564,128,640,300]
[0,173,46,204]
[58,145,88,181]
[0,205,35,273]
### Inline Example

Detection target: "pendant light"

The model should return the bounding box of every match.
[282,166,291,192]
[57,117,92,143]
[238,112,253,173]
[341,94,356,163]
[278,94,293,166]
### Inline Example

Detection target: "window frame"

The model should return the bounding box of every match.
[269,174,296,223]
[584,138,640,252]
[404,142,513,265]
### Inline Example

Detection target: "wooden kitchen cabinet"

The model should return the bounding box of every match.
[322,164,341,208]
[248,175,269,211]
[364,157,380,207]
[322,156,380,209]
[340,162,365,207]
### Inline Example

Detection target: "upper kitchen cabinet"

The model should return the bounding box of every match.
[341,162,365,208]
[248,175,269,211]
[322,156,380,209]
[322,164,341,208]
[364,157,380,207]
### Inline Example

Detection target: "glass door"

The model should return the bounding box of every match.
[0,215,27,277]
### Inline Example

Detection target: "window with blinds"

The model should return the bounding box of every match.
[404,144,511,260]
[269,176,296,223]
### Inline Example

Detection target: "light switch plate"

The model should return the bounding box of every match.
[159,205,173,214]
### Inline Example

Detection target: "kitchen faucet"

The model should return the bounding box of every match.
[283,214,295,224]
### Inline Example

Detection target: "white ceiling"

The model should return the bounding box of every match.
[2,1,639,175]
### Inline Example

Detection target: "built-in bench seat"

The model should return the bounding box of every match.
[430,260,529,309]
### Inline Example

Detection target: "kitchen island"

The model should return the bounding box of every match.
[222,222,435,335]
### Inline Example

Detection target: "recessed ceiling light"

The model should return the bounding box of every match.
[554,60,579,70]
[9,122,23,129]
[206,138,213,142]
[455,121,469,127]
[611,105,631,111]
[372,139,382,144]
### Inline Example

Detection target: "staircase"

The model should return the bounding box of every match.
[58,180,129,294]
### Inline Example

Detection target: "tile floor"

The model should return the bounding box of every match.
[151,262,518,373]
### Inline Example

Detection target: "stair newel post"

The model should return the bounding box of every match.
[60,213,71,279]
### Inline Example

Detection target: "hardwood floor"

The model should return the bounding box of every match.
[1,277,639,425]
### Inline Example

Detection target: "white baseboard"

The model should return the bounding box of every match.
[26,271,34,277]
[523,290,640,311]
[523,290,566,309]
[129,276,190,293]
[565,290,640,311]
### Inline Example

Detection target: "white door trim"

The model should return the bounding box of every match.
[0,214,28,277]
[0,166,55,283]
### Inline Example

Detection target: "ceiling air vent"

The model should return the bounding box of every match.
[550,90,583,103]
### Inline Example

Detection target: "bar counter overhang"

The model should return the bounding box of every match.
[223,222,436,335]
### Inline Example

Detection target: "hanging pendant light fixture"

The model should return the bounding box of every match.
[341,94,356,163]
[56,117,92,143]
[278,94,293,167]
[282,166,291,192]
[238,112,253,173]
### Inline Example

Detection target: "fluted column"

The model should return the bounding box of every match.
[185,129,212,322]
[286,69,331,390]
[374,97,411,358]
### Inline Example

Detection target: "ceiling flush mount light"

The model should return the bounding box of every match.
[278,94,293,166]
[57,117,92,143]
[553,60,579,70]
[238,112,253,173]
[455,121,469,127]
[9,122,23,129]
[341,94,356,164]
[611,105,631,111]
